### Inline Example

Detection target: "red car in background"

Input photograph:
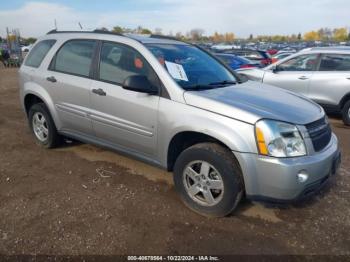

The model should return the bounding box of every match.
[267,49,278,55]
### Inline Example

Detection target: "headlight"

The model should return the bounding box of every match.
[255,119,306,157]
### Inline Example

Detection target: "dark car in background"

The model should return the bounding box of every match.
[222,49,273,67]
[215,53,260,70]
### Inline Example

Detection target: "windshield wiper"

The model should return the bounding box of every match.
[184,85,215,91]
[209,80,237,86]
[185,81,236,91]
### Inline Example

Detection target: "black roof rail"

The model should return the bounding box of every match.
[150,34,180,41]
[47,29,58,34]
[46,29,123,37]
[92,29,123,36]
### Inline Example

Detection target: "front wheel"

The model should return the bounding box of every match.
[342,101,350,126]
[173,143,244,217]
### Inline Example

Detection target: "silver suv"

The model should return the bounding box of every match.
[238,47,350,125]
[19,31,341,217]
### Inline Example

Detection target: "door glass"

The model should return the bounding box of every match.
[99,42,158,86]
[51,40,96,77]
[25,40,56,68]
[319,54,350,71]
[278,54,318,71]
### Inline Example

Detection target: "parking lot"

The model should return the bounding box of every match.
[0,68,349,255]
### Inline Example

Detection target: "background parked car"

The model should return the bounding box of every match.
[222,49,273,67]
[271,52,294,63]
[215,53,260,70]
[238,47,350,125]
[267,49,278,55]
[21,44,33,52]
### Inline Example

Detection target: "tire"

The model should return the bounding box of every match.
[173,142,244,217]
[342,100,350,126]
[28,103,62,148]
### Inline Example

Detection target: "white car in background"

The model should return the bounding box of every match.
[21,44,33,52]
[239,47,350,125]
[211,43,240,50]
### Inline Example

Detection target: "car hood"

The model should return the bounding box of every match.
[183,80,324,125]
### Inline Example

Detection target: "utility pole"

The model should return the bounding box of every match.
[6,27,10,50]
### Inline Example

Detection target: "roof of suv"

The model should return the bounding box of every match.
[300,46,350,54]
[46,30,187,45]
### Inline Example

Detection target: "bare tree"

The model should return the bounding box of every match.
[154,28,163,35]
[190,28,205,41]
[175,32,183,39]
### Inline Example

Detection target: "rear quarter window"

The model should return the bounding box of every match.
[24,40,56,68]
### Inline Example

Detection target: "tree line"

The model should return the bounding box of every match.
[9,26,350,45]
[104,25,350,43]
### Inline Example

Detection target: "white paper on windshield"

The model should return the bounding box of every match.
[165,61,188,81]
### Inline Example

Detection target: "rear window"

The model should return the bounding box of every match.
[24,40,56,68]
[319,54,350,71]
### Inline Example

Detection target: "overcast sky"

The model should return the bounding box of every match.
[0,0,349,38]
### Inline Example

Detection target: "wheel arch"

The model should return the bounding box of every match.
[22,83,61,129]
[166,130,241,172]
[339,92,350,109]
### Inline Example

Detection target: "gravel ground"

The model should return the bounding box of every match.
[0,68,349,257]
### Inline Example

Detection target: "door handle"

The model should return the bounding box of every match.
[92,88,106,96]
[46,76,57,83]
[346,77,350,80]
[298,76,309,80]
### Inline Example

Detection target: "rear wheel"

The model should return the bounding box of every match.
[173,143,244,217]
[342,100,350,126]
[28,103,62,148]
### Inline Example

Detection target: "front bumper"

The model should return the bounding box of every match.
[234,133,341,203]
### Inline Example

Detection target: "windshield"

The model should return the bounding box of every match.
[145,43,237,90]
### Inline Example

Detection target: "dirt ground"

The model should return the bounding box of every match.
[0,68,349,256]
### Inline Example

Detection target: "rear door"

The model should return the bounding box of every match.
[262,53,319,96]
[46,39,97,136]
[89,41,160,157]
[309,53,350,107]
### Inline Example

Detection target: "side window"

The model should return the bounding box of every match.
[51,40,96,77]
[24,40,56,68]
[99,42,158,86]
[278,54,318,71]
[319,54,350,71]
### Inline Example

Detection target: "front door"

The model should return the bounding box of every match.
[263,53,319,97]
[90,41,160,157]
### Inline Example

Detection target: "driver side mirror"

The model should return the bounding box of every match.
[122,75,158,95]
[237,73,249,82]
[272,65,279,73]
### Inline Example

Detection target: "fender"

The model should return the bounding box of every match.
[156,98,257,168]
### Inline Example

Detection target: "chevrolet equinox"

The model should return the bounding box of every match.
[19,30,341,217]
